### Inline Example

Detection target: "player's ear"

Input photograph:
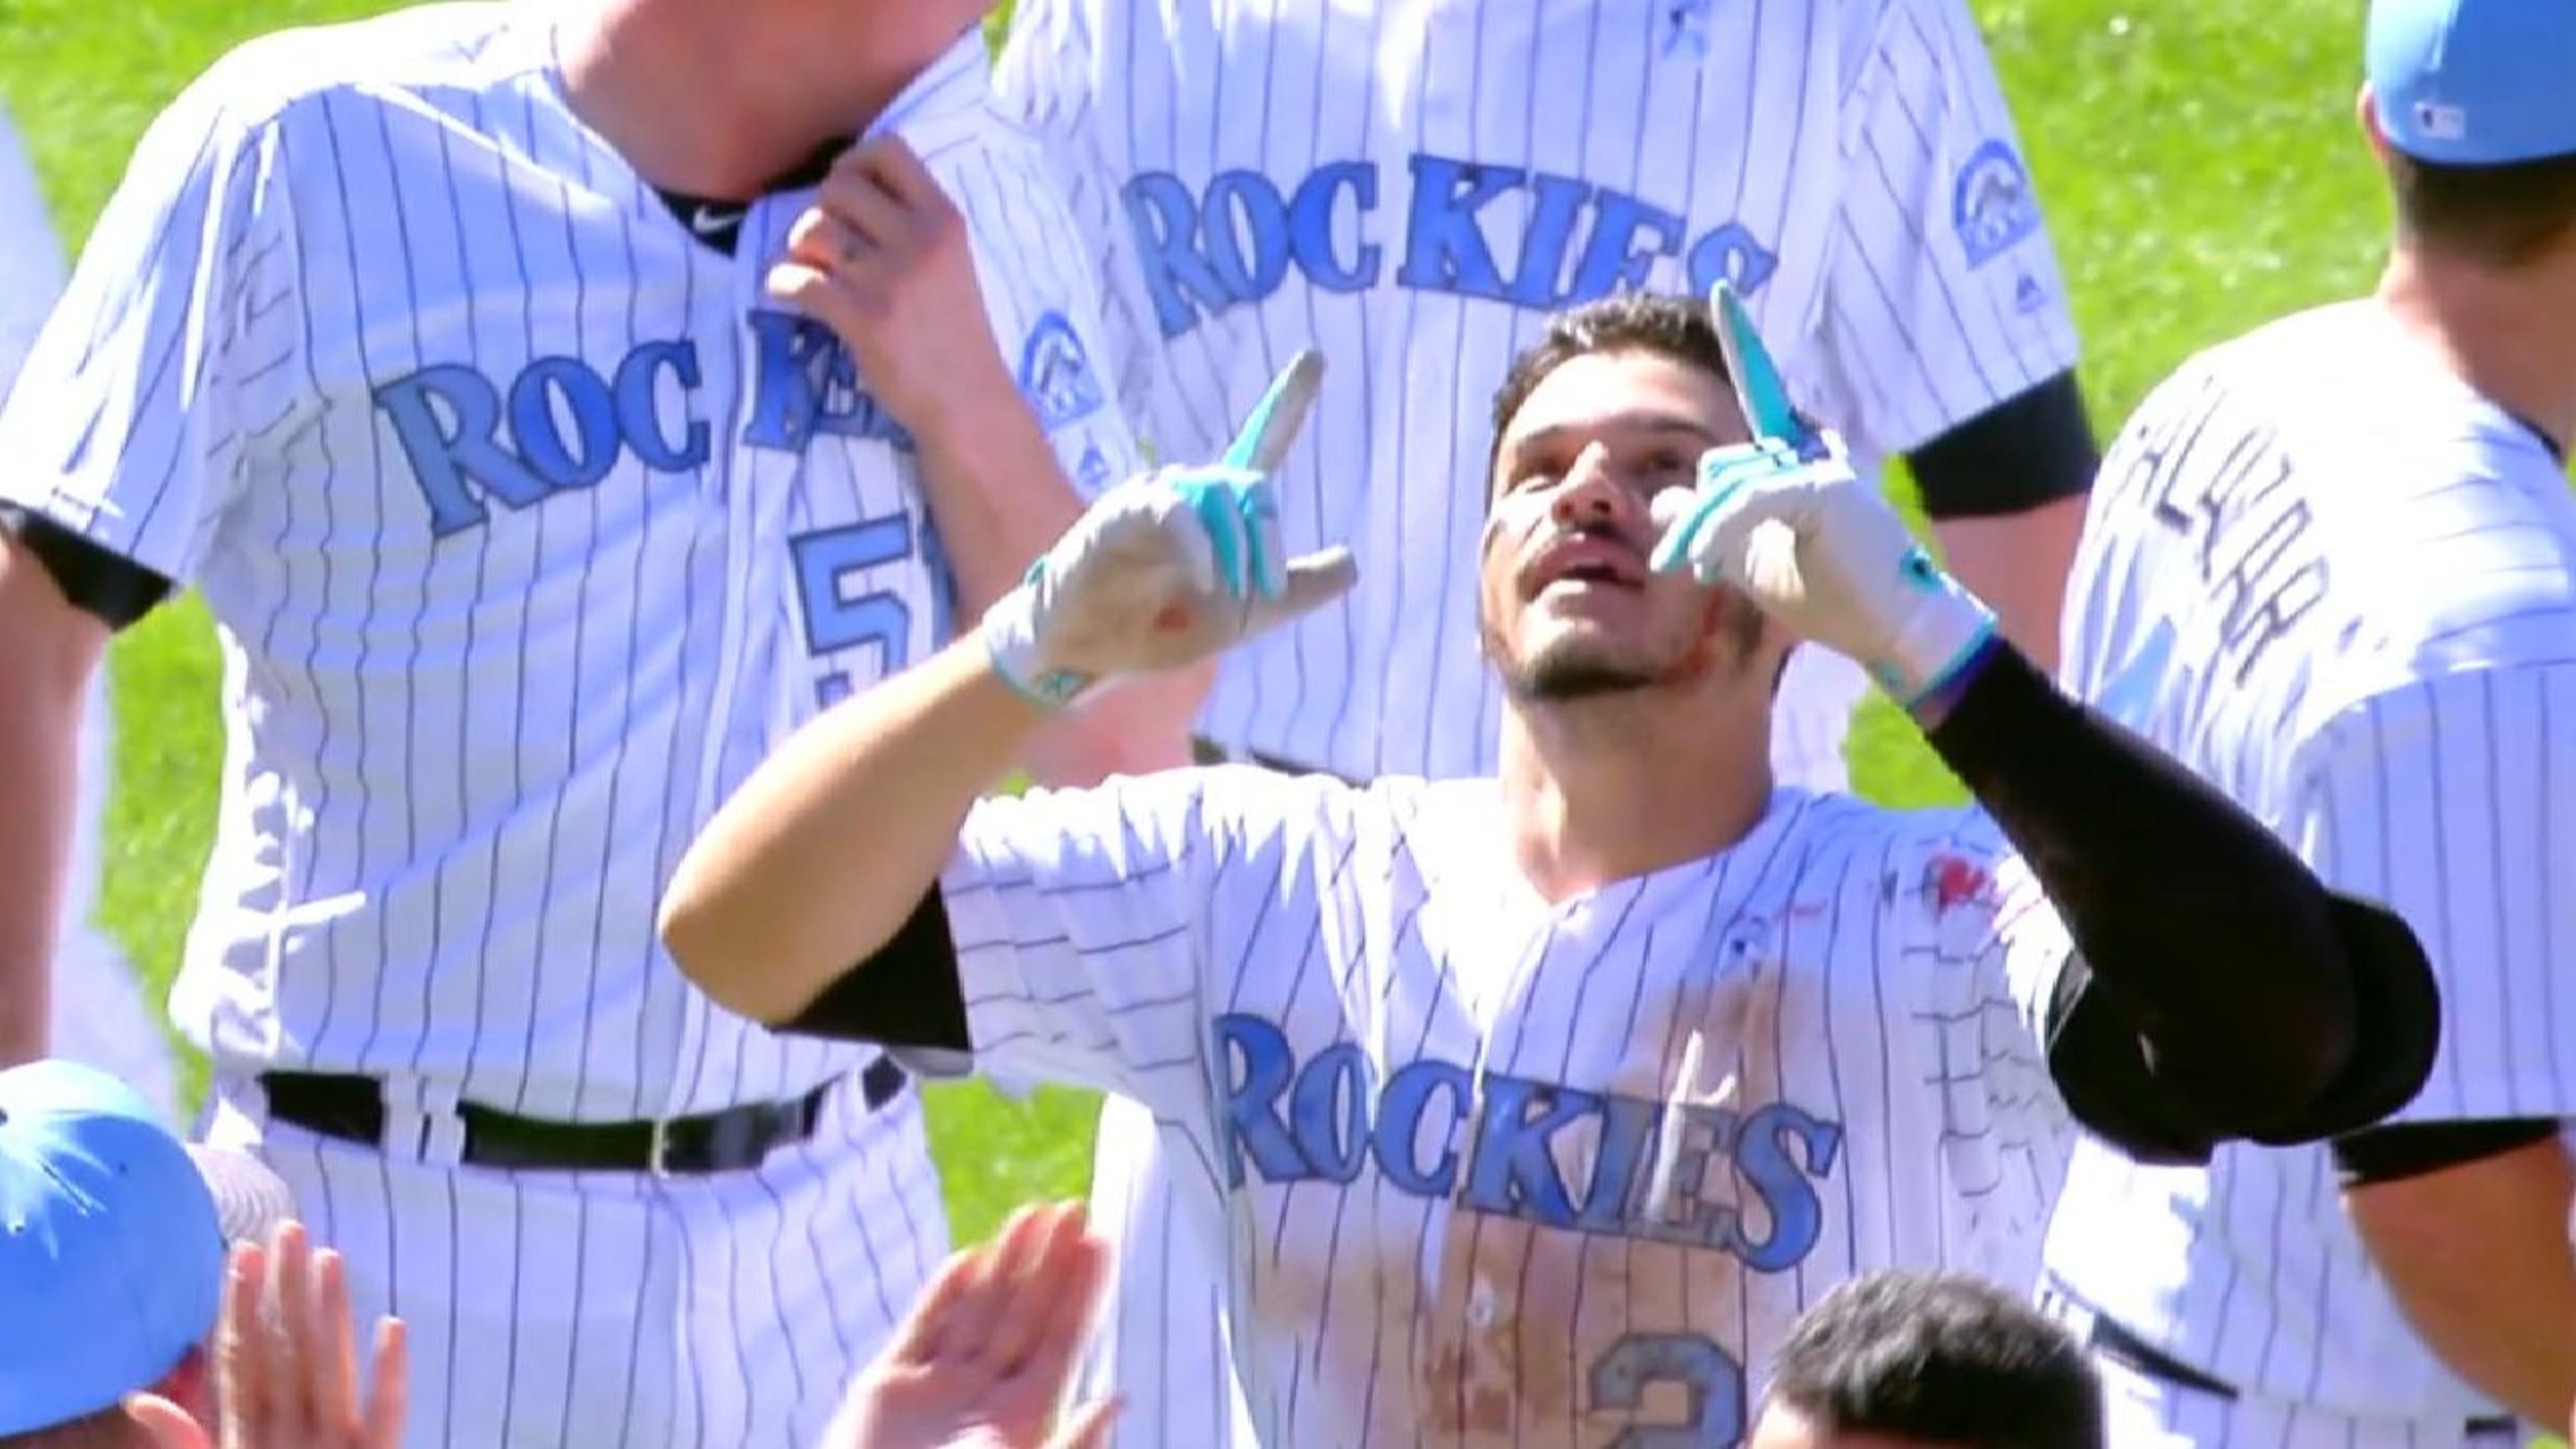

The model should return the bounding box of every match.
[2356,81,2392,163]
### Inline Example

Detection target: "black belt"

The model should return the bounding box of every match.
[257,1056,907,1176]
[2087,1315,2517,1433]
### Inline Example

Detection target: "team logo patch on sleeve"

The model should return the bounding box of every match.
[1950,140,2043,270]
[1019,311,1108,432]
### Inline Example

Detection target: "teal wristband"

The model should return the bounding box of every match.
[1898,625,2004,717]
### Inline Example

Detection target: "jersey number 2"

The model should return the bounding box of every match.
[1590,1332,1745,1448]
[788,515,956,709]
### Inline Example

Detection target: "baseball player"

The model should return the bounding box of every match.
[2035,2,2576,1444]
[989,3,2106,1433]
[661,287,2436,1449]
[0,97,179,1122]
[0,2,1164,1445]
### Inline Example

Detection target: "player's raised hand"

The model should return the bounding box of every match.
[823,1200,1122,1449]
[1649,282,1999,708]
[125,1222,410,1449]
[770,133,1001,439]
[979,351,1358,710]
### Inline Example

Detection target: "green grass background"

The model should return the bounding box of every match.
[5,0,2400,1255]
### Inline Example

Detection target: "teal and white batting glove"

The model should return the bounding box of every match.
[980,351,1359,711]
[1649,282,1997,709]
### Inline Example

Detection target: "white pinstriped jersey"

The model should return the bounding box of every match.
[0,5,1135,1122]
[994,0,2080,783]
[941,771,2084,1447]
[0,102,57,397]
[2043,300,2576,1428]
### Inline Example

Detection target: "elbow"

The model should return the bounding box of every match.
[655,868,804,1028]
[2223,890,2441,1149]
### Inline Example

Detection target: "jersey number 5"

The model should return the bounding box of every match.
[789,514,958,709]
[1591,1332,1746,1449]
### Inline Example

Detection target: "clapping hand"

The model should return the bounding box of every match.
[823,1201,1121,1449]
[127,1222,408,1449]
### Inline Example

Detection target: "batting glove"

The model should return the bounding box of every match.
[1649,283,1997,709]
[980,351,1359,711]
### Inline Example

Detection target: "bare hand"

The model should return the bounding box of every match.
[216,1223,408,1449]
[826,1200,1121,1449]
[769,133,1005,440]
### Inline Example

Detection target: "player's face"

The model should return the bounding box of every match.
[1478,348,1768,702]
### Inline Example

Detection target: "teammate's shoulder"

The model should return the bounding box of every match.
[164,3,534,134]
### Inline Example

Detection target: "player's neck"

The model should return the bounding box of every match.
[554,0,974,200]
[1495,692,1775,905]
[2376,249,2576,454]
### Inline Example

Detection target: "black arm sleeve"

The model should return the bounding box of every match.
[1905,371,2101,520]
[776,886,973,1052]
[2332,1118,2564,1187]
[0,505,175,630]
[1925,644,2441,1165]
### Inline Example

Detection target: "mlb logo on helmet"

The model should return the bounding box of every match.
[2368,0,2576,165]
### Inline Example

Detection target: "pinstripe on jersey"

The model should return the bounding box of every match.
[2043,299,2576,1437]
[937,767,2082,1448]
[0,7,1134,1125]
[995,0,2079,785]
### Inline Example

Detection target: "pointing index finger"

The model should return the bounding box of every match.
[1223,349,1325,475]
[1708,281,1809,453]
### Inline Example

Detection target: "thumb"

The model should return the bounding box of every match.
[120,1396,213,1449]
[1244,544,1358,632]
[1223,349,1325,475]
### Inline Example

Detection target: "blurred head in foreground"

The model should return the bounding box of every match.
[1747,1271,2105,1449]
[0,1059,297,1447]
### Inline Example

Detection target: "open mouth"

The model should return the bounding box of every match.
[1528,536,1646,596]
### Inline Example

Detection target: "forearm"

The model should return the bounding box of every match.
[0,709,73,1065]
[1912,641,2360,1132]
[0,536,108,1065]
[2345,1136,2576,1426]
[660,636,1047,1024]
[1931,498,2085,673]
[911,406,1199,785]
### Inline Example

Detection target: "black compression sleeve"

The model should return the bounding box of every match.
[0,505,174,629]
[1906,372,2101,520]
[776,886,972,1052]
[1924,644,2428,1147]
[2333,1118,2564,1187]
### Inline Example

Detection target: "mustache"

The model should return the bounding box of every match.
[1484,512,1654,562]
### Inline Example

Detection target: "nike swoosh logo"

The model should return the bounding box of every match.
[688,205,742,236]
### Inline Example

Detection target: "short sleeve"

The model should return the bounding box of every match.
[990,0,1212,466]
[0,65,295,585]
[0,106,68,406]
[1815,0,2080,459]
[939,766,1338,1119]
[922,120,1146,501]
[2283,665,2576,1123]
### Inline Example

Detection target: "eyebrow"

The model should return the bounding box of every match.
[1503,413,1723,465]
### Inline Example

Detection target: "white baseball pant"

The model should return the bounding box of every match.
[203,1072,947,1449]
